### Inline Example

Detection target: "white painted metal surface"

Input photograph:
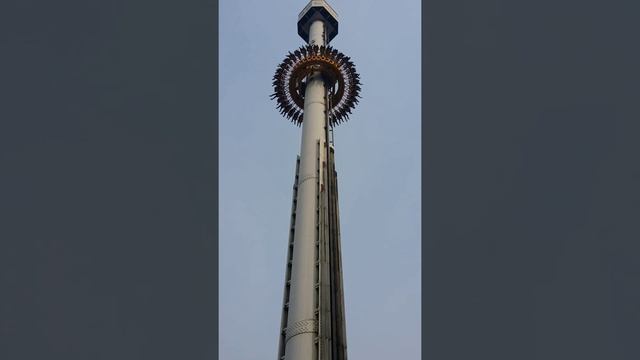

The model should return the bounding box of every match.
[284,19,327,360]
[298,1,338,22]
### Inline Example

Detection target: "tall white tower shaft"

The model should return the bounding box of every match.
[285,19,327,360]
[273,2,358,359]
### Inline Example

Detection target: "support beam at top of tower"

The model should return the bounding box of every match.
[298,0,339,43]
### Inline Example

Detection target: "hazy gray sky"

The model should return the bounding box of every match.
[219,1,421,359]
